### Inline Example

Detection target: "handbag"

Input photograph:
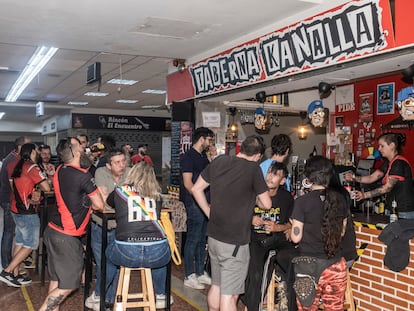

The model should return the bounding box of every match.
[292,256,337,307]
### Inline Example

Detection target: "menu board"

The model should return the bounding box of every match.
[170,121,193,187]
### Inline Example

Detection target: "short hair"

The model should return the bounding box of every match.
[271,134,292,156]
[105,148,125,164]
[77,133,89,142]
[56,137,80,164]
[240,135,266,156]
[193,127,214,143]
[14,136,28,150]
[268,161,288,178]
[39,144,51,152]
[99,135,116,151]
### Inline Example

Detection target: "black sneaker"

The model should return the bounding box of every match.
[0,270,22,287]
[16,274,32,285]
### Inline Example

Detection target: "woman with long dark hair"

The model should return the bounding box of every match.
[290,156,348,310]
[344,132,414,219]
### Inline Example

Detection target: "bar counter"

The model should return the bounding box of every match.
[350,211,414,311]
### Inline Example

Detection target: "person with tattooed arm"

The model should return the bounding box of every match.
[39,137,105,311]
[344,132,414,219]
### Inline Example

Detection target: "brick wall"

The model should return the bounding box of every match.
[352,225,414,311]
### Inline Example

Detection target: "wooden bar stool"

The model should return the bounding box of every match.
[115,266,156,311]
[243,269,279,311]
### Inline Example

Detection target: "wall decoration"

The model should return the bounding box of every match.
[358,93,374,122]
[335,116,344,127]
[377,82,395,115]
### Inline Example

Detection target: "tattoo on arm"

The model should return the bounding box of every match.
[45,294,65,311]
[293,226,300,236]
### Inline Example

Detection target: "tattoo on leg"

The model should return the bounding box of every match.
[45,294,64,311]
[293,226,300,236]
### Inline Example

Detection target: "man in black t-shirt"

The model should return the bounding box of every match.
[243,162,295,311]
[192,135,271,311]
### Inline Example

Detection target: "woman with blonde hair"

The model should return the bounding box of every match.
[105,162,172,308]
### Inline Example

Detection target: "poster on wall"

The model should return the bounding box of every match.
[377,82,395,115]
[358,93,374,122]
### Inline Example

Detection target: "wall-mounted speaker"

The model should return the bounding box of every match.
[86,62,101,84]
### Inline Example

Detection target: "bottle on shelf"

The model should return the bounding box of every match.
[390,200,398,223]
[115,295,123,311]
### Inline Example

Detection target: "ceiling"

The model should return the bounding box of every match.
[0,0,412,126]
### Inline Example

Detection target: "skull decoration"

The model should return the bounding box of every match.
[307,100,327,127]
[254,107,271,134]
[396,86,414,120]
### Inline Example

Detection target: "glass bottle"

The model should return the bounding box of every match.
[390,200,398,223]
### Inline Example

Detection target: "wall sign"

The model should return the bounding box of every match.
[71,113,170,131]
[189,0,393,97]
[376,82,395,115]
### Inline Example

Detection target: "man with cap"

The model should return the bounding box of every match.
[396,86,414,120]
[307,100,327,127]
[131,144,154,166]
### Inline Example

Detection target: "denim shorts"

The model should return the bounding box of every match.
[11,213,40,249]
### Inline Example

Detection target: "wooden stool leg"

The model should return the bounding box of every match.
[266,270,277,311]
[344,270,355,311]
[144,268,156,311]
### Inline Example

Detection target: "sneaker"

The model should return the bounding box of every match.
[184,273,205,290]
[0,270,22,287]
[85,292,100,310]
[16,274,32,285]
[155,294,174,309]
[197,272,211,285]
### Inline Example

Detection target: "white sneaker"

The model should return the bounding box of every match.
[184,273,205,290]
[85,292,100,310]
[155,294,174,309]
[197,272,211,285]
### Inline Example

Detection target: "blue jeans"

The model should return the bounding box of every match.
[106,239,171,295]
[90,222,118,303]
[184,196,208,278]
[1,203,15,268]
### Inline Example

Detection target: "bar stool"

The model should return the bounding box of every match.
[115,266,156,311]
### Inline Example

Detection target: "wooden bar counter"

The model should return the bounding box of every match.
[351,212,414,311]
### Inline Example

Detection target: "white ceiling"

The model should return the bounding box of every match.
[0,0,412,126]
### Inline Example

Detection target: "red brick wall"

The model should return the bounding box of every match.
[352,225,414,311]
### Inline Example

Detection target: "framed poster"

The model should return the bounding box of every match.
[377,83,395,115]
[358,93,374,122]
[335,115,344,127]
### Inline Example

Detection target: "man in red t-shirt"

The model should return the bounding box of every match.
[131,144,154,166]
[0,143,50,287]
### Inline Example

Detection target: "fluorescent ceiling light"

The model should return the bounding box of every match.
[116,99,138,104]
[0,112,5,119]
[5,46,58,102]
[142,89,166,94]
[107,79,138,85]
[84,92,108,97]
[67,101,89,106]
[0,66,9,70]
[142,105,161,109]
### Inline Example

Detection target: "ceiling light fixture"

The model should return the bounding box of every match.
[142,89,166,94]
[116,99,138,104]
[142,105,161,109]
[84,92,109,97]
[107,79,138,85]
[67,101,89,106]
[5,46,58,102]
[0,112,5,119]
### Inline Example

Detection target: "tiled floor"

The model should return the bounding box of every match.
[0,262,247,311]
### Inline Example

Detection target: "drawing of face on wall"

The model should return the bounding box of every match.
[308,100,327,127]
[254,107,271,134]
[396,86,414,120]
